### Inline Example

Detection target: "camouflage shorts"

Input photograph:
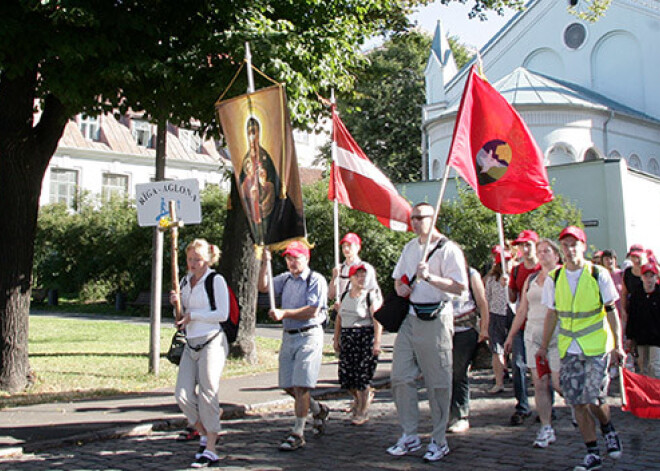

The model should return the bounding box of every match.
[560,352,610,406]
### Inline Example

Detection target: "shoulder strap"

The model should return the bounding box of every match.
[552,267,562,284]
[410,237,448,284]
[204,271,219,311]
[526,271,540,291]
[589,263,604,305]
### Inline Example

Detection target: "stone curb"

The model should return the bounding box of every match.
[2,377,392,457]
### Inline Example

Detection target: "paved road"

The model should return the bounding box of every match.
[3,379,657,471]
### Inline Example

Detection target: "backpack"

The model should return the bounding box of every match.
[205,272,240,344]
[180,271,240,344]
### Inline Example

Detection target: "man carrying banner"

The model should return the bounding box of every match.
[537,226,625,471]
[258,241,329,451]
[386,202,467,462]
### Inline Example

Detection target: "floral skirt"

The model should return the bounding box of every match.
[338,326,378,391]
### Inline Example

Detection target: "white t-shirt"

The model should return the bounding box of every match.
[542,264,619,354]
[179,268,229,339]
[392,236,467,312]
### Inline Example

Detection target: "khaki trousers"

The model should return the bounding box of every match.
[175,331,228,434]
[391,313,453,444]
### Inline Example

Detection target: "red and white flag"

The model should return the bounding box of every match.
[329,108,411,231]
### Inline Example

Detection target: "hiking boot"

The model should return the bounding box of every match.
[312,403,330,437]
[386,434,422,456]
[604,430,622,459]
[279,433,305,452]
[533,425,556,448]
[423,439,450,462]
[447,419,470,433]
[573,453,602,471]
[190,451,220,468]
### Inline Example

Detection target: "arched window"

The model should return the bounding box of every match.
[648,158,660,176]
[627,154,643,170]
[583,147,601,162]
[546,143,576,166]
[432,159,442,180]
[608,150,621,159]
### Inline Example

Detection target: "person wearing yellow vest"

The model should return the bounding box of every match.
[536,226,625,471]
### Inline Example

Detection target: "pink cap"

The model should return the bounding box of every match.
[628,243,645,257]
[282,241,310,259]
[340,232,362,246]
[559,226,586,243]
[513,230,539,245]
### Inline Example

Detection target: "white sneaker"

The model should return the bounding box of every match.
[447,419,470,433]
[533,425,556,448]
[386,434,422,456]
[423,439,450,462]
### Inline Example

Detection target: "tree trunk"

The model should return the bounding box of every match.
[0,71,67,392]
[218,178,258,363]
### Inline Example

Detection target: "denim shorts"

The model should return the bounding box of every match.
[278,327,324,389]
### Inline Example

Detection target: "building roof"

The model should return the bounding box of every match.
[433,67,660,124]
[58,113,225,166]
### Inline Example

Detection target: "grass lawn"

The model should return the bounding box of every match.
[0,316,293,409]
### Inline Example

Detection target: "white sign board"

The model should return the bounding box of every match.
[136,178,202,227]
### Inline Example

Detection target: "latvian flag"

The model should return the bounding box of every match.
[328,107,412,231]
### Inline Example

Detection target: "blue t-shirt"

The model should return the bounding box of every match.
[273,268,328,330]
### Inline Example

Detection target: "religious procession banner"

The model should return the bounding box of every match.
[215,84,306,248]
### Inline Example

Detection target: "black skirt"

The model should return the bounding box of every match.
[338,326,378,391]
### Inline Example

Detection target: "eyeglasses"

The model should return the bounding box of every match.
[411,215,432,221]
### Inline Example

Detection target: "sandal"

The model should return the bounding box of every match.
[351,414,369,426]
[279,432,305,451]
[312,403,329,437]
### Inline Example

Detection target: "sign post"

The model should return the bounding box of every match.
[136,178,201,374]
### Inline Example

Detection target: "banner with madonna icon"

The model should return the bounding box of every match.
[215,84,306,248]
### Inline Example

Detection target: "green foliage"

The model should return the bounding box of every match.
[568,0,612,22]
[438,182,582,273]
[448,36,474,70]
[33,186,228,301]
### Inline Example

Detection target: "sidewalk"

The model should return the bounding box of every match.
[0,327,395,456]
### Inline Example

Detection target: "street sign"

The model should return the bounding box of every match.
[136,178,202,227]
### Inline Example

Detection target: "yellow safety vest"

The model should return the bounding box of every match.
[553,263,613,358]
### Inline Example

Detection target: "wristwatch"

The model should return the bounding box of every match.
[424,274,432,283]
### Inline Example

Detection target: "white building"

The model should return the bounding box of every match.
[41,112,326,209]
[408,0,660,257]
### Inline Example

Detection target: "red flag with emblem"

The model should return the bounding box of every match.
[446,66,553,214]
[329,107,411,231]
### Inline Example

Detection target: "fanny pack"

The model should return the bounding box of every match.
[411,301,446,321]
[454,309,479,330]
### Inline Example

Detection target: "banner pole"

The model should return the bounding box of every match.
[331,89,341,303]
[245,41,275,310]
[495,212,508,275]
[422,162,452,257]
[619,365,627,408]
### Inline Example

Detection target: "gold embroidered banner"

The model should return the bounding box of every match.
[215,84,306,248]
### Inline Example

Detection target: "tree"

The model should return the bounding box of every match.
[0,0,431,392]
[0,0,568,392]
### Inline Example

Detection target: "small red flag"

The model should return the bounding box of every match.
[329,108,412,231]
[622,368,660,419]
[446,66,553,214]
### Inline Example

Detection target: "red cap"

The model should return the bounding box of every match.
[641,263,658,275]
[494,249,512,265]
[282,241,310,259]
[340,232,362,246]
[513,230,539,245]
[559,226,586,243]
[348,264,367,278]
[628,243,645,257]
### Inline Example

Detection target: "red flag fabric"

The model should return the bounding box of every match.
[329,108,412,231]
[446,66,553,214]
[622,368,660,419]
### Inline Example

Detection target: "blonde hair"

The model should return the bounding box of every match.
[186,238,221,265]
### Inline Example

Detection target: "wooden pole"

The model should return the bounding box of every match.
[168,200,183,322]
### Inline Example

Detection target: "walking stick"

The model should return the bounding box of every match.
[160,201,184,323]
